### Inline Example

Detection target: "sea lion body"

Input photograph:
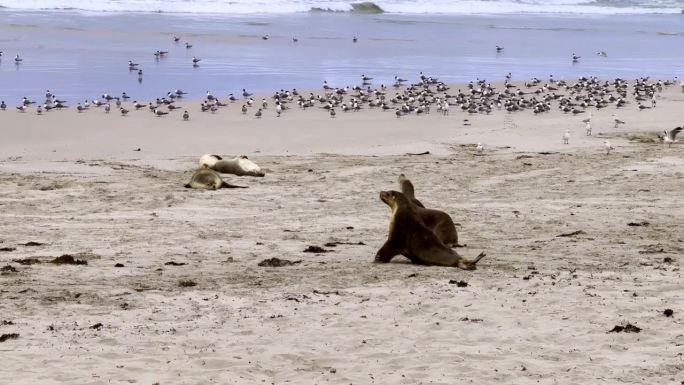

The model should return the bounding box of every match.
[184,167,247,190]
[399,174,460,247]
[375,190,485,270]
[199,154,265,177]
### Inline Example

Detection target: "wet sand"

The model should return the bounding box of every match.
[1,82,683,384]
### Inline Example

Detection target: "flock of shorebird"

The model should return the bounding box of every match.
[2,37,683,151]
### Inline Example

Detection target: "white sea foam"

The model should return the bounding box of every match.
[0,0,681,15]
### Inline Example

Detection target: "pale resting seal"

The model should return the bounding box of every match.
[199,154,265,177]
[375,190,485,270]
[399,174,460,247]
[184,167,247,189]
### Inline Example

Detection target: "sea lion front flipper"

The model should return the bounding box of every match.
[374,241,399,263]
[184,183,192,188]
[221,181,248,189]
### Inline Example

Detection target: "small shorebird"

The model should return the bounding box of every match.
[585,122,592,136]
[613,114,625,128]
[255,108,263,118]
[173,36,180,42]
[496,45,503,53]
[262,34,269,40]
[120,107,129,116]
[128,60,139,70]
[662,127,682,147]
[563,130,570,144]
[604,140,614,155]
[241,104,247,114]
[185,42,193,49]
[572,53,581,63]
[276,103,282,117]
[597,51,607,57]
[476,143,484,153]
[330,108,336,118]
[192,57,201,66]
[353,36,358,43]
[14,54,22,64]
[154,108,168,117]
[183,110,189,121]
[1,101,7,110]
[242,89,252,98]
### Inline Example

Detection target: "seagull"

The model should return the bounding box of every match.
[173,36,180,42]
[496,45,503,53]
[361,74,373,82]
[292,37,298,43]
[183,110,189,121]
[14,54,22,63]
[563,129,570,144]
[120,107,129,116]
[255,108,262,118]
[192,56,201,65]
[242,89,252,98]
[206,91,215,101]
[597,51,607,57]
[662,127,682,147]
[262,34,269,40]
[185,42,192,49]
[572,53,581,62]
[154,108,168,117]
[16,105,27,112]
[128,60,139,70]
[76,103,86,113]
[604,140,614,155]
[352,36,358,43]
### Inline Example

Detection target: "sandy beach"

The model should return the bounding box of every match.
[1,78,683,384]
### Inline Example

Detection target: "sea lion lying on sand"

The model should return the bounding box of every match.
[184,167,247,190]
[376,190,485,270]
[399,174,460,247]
[199,154,265,177]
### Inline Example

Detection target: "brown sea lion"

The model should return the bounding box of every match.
[399,174,460,247]
[184,167,247,189]
[375,190,485,270]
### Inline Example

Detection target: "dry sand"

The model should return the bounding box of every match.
[1,83,683,384]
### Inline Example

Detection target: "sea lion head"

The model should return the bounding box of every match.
[199,154,222,168]
[379,190,409,209]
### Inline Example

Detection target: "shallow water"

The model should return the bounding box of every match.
[0,11,682,104]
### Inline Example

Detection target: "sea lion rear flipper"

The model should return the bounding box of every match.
[455,252,486,270]
[221,181,248,189]
[184,183,191,188]
[374,241,399,263]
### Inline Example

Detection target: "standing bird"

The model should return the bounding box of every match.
[604,140,614,155]
[585,122,592,136]
[563,130,570,144]
[572,53,581,63]
[120,107,129,116]
[154,108,168,117]
[192,57,201,67]
[105,103,111,113]
[330,108,336,118]
[352,36,358,43]
[476,143,484,153]
[241,104,248,114]
[14,54,22,64]
[496,45,503,53]
[255,108,262,118]
[662,127,682,147]
[185,42,193,49]
[36,105,42,115]
[0,101,6,110]
[276,103,282,117]
[597,51,607,57]
[183,110,189,121]
[612,114,625,128]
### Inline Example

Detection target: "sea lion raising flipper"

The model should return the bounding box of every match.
[375,190,485,270]
[184,167,247,189]
[199,154,265,177]
[398,174,460,247]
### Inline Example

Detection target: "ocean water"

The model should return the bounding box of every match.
[0,7,682,103]
[0,0,682,14]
